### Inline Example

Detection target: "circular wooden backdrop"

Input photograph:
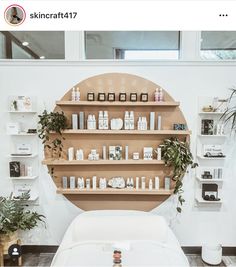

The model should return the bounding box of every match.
[46,73,189,211]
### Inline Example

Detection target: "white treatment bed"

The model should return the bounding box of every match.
[51,210,189,267]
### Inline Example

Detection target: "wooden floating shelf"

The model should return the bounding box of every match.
[56,101,180,107]
[42,159,166,166]
[57,188,173,195]
[57,129,191,135]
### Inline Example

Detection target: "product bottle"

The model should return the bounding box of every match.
[158,88,164,101]
[124,111,130,130]
[129,111,134,130]
[149,178,153,190]
[130,178,134,189]
[155,176,160,190]
[92,115,96,129]
[75,87,80,101]
[87,114,92,129]
[137,117,142,130]
[157,115,162,130]
[71,87,76,101]
[103,111,109,130]
[127,178,130,189]
[136,177,139,189]
[157,147,162,161]
[154,88,159,102]
[141,177,146,190]
[98,111,104,130]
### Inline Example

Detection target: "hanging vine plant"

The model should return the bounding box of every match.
[38,110,68,159]
[159,137,197,213]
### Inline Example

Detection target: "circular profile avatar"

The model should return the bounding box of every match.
[4,4,26,26]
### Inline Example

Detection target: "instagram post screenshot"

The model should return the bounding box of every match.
[0,1,236,266]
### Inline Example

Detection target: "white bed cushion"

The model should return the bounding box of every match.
[72,210,168,243]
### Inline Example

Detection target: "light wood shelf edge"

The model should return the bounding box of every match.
[56,101,180,107]
[55,129,191,135]
[57,188,173,195]
[42,159,166,165]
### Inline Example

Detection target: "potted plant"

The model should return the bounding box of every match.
[0,192,45,254]
[159,138,197,213]
[221,88,236,132]
[38,110,67,159]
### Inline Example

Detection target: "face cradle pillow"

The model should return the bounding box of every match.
[71,211,168,243]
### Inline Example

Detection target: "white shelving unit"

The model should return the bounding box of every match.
[7,95,39,205]
[195,96,228,206]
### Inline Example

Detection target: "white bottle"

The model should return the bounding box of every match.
[136,177,139,190]
[87,114,92,130]
[158,88,164,102]
[149,178,153,190]
[129,111,135,130]
[154,88,159,102]
[68,147,74,161]
[98,111,104,130]
[27,166,33,177]
[103,145,107,160]
[71,87,76,101]
[103,111,109,130]
[130,178,134,189]
[86,179,91,189]
[155,176,160,190]
[75,87,80,101]
[92,176,97,190]
[138,117,142,130]
[125,145,129,160]
[126,178,130,189]
[124,111,130,130]
[92,115,96,129]
[157,147,162,161]
[141,177,146,190]
[157,115,162,130]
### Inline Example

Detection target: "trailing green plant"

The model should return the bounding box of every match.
[221,87,236,132]
[159,138,197,213]
[38,110,67,158]
[0,192,45,235]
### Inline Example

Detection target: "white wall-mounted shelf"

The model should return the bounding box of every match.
[9,176,38,180]
[197,155,226,160]
[196,177,223,183]
[198,112,224,115]
[195,196,222,204]
[7,111,37,114]
[8,154,38,158]
[8,133,37,136]
[198,135,226,138]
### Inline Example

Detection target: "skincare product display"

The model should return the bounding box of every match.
[76,149,84,160]
[155,176,160,190]
[140,93,148,102]
[108,177,126,189]
[173,123,186,131]
[98,93,106,101]
[126,178,134,189]
[71,87,80,101]
[108,93,115,101]
[164,177,171,190]
[154,88,164,102]
[156,147,162,161]
[202,183,220,201]
[110,118,123,130]
[141,177,146,190]
[201,168,223,179]
[149,178,153,190]
[99,178,107,189]
[87,92,95,101]
[62,176,68,189]
[87,114,96,130]
[68,147,74,161]
[88,149,99,160]
[79,112,84,129]
[124,111,135,130]
[86,178,91,189]
[150,112,155,130]
[130,93,137,102]
[14,143,32,155]
[133,152,139,160]
[78,177,85,189]
[72,114,78,130]
[109,146,122,160]
[98,111,109,130]
[143,147,153,160]
[137,116,148,130]
[119,93,127,102]
[69,176,76,189]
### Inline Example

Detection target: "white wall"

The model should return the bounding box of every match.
[0,61,236,246]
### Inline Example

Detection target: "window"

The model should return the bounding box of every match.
[201,31,236,60]
[0,31,65,59]
[85,31,180,60]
